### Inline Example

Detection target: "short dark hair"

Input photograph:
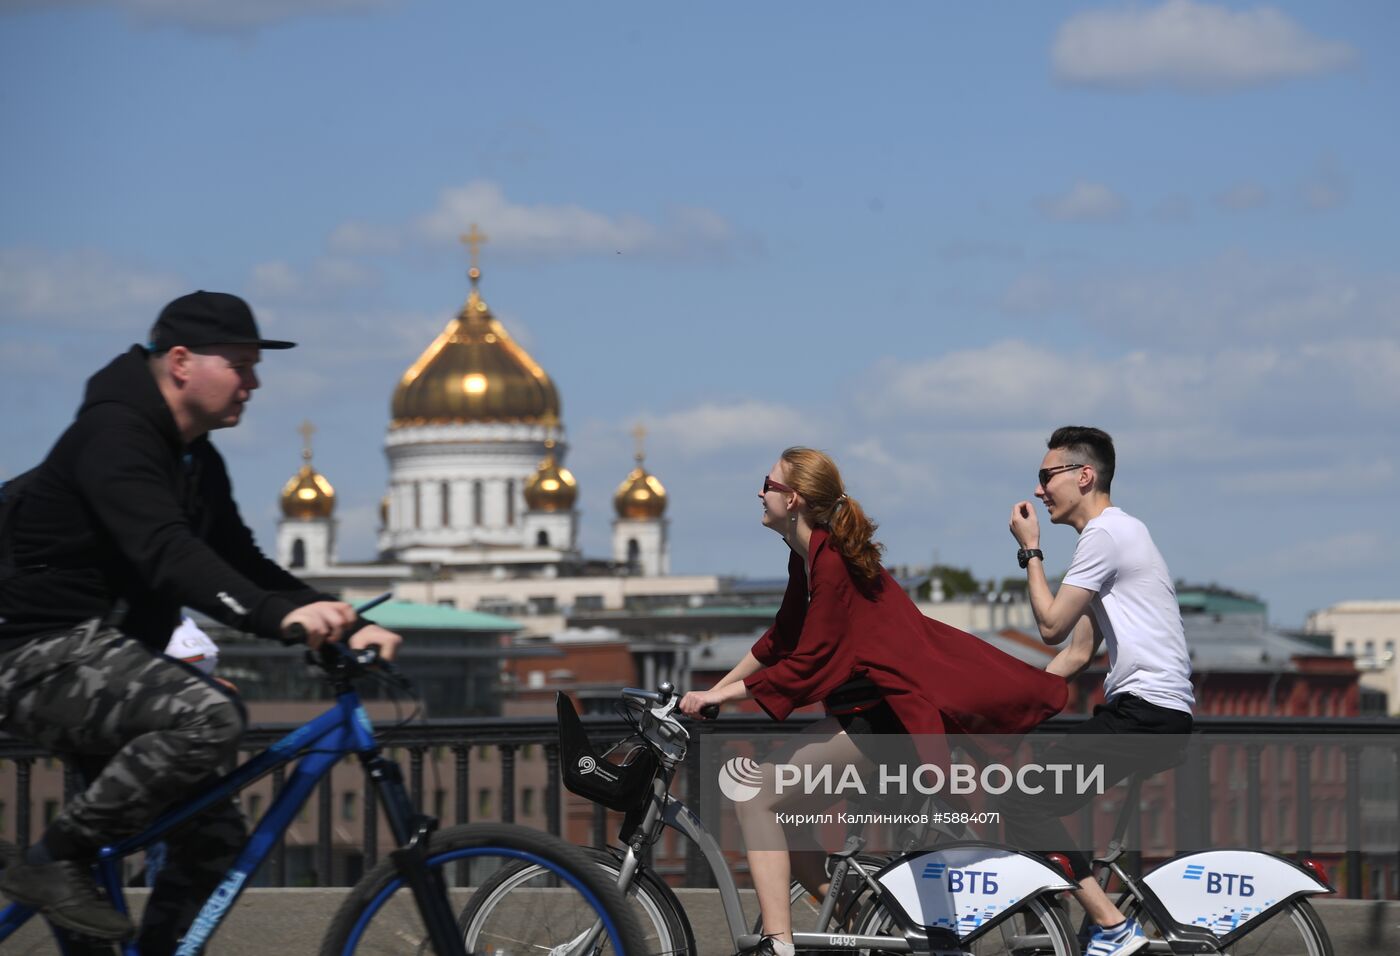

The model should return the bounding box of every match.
[1047,426,1115,494]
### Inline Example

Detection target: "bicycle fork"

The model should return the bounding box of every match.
[363,753,468,956]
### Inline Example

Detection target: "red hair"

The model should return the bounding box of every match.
[779,447,884,586]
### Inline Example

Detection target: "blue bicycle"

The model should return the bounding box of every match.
[0,620,644,955]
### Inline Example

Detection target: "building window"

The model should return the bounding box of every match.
[341,792,357,821]
[477,788,493,818]
[413,483,422,530]
[290,538,306,569]
[248,794,263,820]
[521,787,536,818]
[627,539,640,567]
[434,788,447,821]
[505,479,516,526]
[44,799,58,825]
[440,481,451,527]
[537,530,550,546]
[473,481,484,526]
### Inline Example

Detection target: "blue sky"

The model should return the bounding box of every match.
[2,1,1396,628]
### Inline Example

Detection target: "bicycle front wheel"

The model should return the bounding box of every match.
[457,845,694,955]
[857,894,1077,955]
[1124,896,1333,956]
[321,823,647,956]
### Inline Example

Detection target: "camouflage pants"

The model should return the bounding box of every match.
[0,620,248,955]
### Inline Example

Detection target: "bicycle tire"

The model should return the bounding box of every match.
[856,893,1077,956]
[1124,895,1333,956]
[457,845,695,955]
[320,823,647,956]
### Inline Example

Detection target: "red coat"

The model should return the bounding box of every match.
[744,529,1067,746]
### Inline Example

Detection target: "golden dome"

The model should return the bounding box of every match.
[281,421,335,519]
[391,254,560,427]
[524,440,578,512]
[614,426,666,519]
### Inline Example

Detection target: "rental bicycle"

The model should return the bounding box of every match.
[0,610,644,955]
[1072,772,1334,956]
[456,684,1080,955]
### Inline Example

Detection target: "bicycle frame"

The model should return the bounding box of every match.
[1084,775,1332,954]
[0,667,468,956]
[585,690,1065,955]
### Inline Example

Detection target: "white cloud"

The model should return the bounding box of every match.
[329,180,734,261]
[0,0,401,32]
[1224,530,1387,578]
[1214,181,1270,212]
[1052,0,1357,91]
[247,256,379,303]
[0,247,184,329]
[1219,459,1394,495]
[1000,252,1396,344]
[644,401,807,456]
[1035,182,1127,222]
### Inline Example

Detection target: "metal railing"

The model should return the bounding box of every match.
[3,715,1399,896]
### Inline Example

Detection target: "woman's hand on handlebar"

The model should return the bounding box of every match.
[348,623,403,661]
[679,688,725,718]
[281,600,356,648]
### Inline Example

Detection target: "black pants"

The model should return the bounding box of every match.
[1000,693,1192,880]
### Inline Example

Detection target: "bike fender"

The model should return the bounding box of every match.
[874,842,1075,939]
[1142,849,1331,937]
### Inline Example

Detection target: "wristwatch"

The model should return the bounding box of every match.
[1017,548,1043,569]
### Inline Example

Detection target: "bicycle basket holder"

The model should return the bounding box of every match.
[556,692,659,813]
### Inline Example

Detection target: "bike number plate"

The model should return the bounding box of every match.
[876,845,1075,938]
[1143,850,1330,937]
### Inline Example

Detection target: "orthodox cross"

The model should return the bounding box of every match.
[299,420,315,462]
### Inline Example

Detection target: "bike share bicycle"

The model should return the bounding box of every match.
[457,684,1082,956]
[1066,772,1333,956]
[0,598,645,956]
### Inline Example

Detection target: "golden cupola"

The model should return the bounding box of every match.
[281,421,335,520]
[524,436,578,512]
[391,227,560,427]
[614,424,667,519]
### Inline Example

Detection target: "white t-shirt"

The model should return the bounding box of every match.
[164,616,219,676]
[1061,507,1194,714]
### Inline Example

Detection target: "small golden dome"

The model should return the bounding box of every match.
[281,421,335,519]
[391,243,559,427]
[524,440,578,512]
[614,425,666,519]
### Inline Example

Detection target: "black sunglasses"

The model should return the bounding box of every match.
[762,476,793,495]
[1038,463,1084,488]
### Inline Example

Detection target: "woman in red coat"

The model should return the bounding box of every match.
[680,447,1067,956]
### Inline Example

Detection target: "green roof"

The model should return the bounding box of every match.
[362,600,523,632]
[1178,590,1267,616]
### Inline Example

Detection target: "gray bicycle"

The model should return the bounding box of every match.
[456,684,1080,955]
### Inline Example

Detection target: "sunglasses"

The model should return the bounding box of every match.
[1038,463,1084,488]
[762,476,793,495]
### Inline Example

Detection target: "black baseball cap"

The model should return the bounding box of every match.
[147,291,296,352]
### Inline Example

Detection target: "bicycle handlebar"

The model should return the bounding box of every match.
[621,684,720,720]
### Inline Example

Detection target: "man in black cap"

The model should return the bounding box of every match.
[0,292,402,951]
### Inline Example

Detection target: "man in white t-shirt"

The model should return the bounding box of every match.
[1003,426,1194,956]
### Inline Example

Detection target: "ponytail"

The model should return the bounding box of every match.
[779,447,885,587]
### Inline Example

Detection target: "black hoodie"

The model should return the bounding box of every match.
[0,346,325,653]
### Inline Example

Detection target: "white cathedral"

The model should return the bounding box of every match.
[272,231,712,623]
